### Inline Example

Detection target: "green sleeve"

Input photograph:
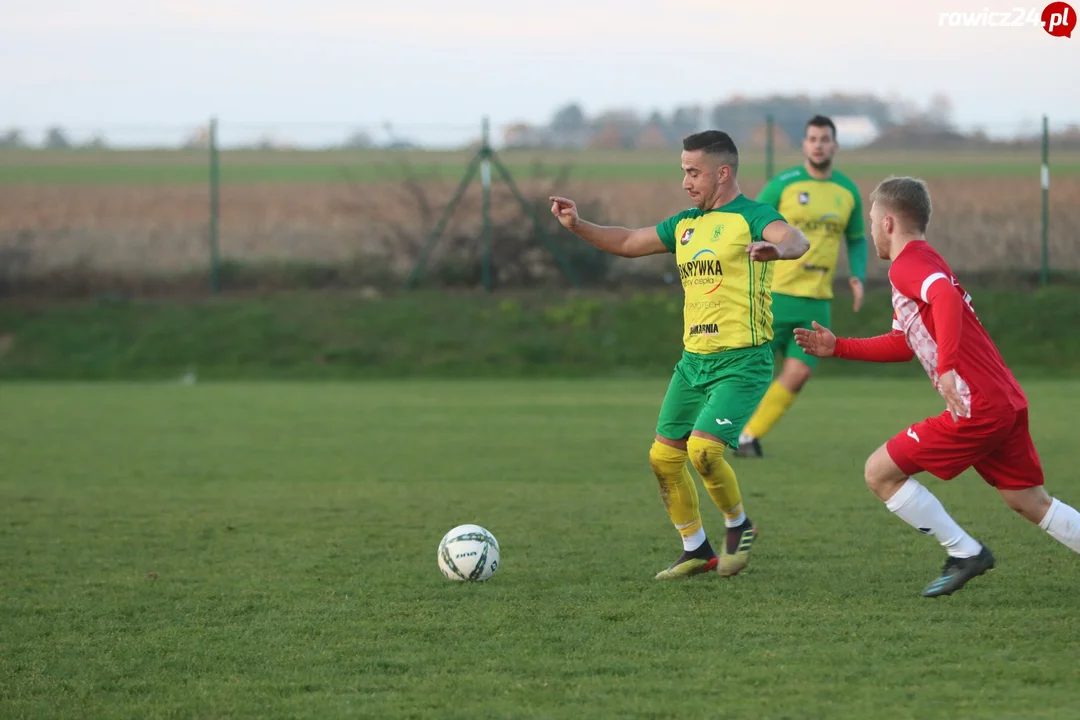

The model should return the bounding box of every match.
[845,184,866,240]
[842,179,867,282]
[755,177,783,209]
[846,236,867,283]
[655,209,693,253]
[747,203,787,242]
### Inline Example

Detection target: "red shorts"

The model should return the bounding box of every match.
[886,406,1044,491]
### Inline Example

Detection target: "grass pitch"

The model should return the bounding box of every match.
[2,378,1079,719]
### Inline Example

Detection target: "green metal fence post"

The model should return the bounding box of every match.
[405,152,483,289]
[1041,114,1049,287]
[209,117,221,293]
[765,114,775,180]
[481,117,494,293]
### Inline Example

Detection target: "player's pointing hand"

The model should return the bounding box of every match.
[549,196,579,229]
[793,321,837,358]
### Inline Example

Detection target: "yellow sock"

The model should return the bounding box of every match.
[687,436,745,525]
[743,380,798,440]
[648,441,702,539]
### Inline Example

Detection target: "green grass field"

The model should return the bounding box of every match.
[3,379,1079,719]
[1,147,1079,184]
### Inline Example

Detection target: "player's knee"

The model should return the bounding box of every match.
[863,455,878,490]
[686,435,722,476]
[864,449,896,495]
[648,441,665,473]
[781,359,812,392]
[649,438,686,472]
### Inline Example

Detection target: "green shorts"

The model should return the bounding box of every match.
[769,293,831,370]
[655,343,774,448]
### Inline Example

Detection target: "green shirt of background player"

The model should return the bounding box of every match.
[734,115,869,459]
[550,130,809,582]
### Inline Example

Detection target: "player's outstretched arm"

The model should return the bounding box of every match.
[792,321,837,357]
[550,196,667,258]
[795,321,914,363]
[746,220,810,262]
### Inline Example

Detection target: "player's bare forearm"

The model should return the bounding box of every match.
[761,221,810,260]
[568,220,628,254]
[834,332,914,363]
[569,220,666,258]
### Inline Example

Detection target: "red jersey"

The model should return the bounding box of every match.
[886,240,1027,417]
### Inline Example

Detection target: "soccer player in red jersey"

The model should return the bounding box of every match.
[794,176,1080,597]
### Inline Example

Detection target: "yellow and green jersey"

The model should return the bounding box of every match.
[656,194,785,355]
[757,167,867,300]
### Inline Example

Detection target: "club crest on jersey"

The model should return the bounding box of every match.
[798,192,810,204]
[711,224,725,241]
[679,228,695,245]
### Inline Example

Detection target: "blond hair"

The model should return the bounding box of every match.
[870,176,932,234]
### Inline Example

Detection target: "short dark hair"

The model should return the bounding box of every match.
[870,176,932,233]
[805,114,837,140]
[682,130,739,173]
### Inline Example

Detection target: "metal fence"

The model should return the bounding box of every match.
[0,115,1077,297]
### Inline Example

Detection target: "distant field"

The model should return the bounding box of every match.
[2,146,1078,288]
[1,147,1079,184]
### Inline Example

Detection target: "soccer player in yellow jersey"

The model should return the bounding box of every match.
[550,130,809,580]
[735,115,868,458]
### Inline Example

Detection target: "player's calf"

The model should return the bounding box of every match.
[980,410,1080,554]
[999,486,1053,525]
[687,434,757,577]
[779,358,813,393]
[864,442,988,594]
[650,436,728,579]
[1000,487,1080,554]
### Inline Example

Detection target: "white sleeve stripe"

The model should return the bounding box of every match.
[920,272,948,303]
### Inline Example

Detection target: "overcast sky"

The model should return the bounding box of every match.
[3,0,1077,146]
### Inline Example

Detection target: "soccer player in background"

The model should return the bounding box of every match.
[550,131,810,580]
[794,176,1080,597]
[735,115,868,458]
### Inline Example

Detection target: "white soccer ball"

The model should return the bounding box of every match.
[437,524,500,582]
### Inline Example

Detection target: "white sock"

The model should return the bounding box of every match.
[724,508,747,529]
[884,478,983,558]
[682,526,706,552]
[1038,498,1080,553]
